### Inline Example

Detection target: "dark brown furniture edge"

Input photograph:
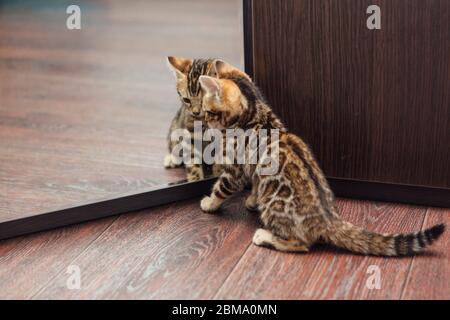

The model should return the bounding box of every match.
[329,178,450,208]
[243,0,254,79]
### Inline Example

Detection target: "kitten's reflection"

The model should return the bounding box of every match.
[164,56,223,182]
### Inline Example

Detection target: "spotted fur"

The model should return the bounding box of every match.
[198,61,445,256]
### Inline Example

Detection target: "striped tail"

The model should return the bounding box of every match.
[323,219,445,256]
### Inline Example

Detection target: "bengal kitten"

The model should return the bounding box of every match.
[197,60,445,256]
[166,56,222,181]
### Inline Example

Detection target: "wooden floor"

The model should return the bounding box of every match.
[0,195,448,299]
[0,0,243,222]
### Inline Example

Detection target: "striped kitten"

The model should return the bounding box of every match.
[166,56,222,181]
[197,61,445,256]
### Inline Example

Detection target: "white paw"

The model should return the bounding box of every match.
[252,229,273,246]
[164,154,179,168]
[200,196,219,213]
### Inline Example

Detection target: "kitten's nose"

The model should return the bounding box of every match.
[193,111,201,116]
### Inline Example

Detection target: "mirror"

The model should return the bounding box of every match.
[0,0,244,236]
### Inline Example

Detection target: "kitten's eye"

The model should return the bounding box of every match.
[182,97,191,104]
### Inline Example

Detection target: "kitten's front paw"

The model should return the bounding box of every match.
[187,168,204,182]
[164,154,180,169]
[252,228,273,246]
[200,196,219,213]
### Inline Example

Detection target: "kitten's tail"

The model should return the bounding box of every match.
[322,218,445,256]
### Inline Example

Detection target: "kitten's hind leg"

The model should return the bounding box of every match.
[252,229,309,252]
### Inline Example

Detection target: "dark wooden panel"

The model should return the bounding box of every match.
[248,0,450,193]
[215,199,428,299]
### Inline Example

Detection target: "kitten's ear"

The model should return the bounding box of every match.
[167,56,193,79]
[199,75,221,97]
[212,59,252,81]
[213,60,235,77]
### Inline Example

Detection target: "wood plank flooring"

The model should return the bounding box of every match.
[0,195,448,299]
